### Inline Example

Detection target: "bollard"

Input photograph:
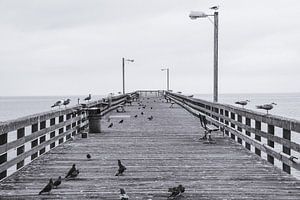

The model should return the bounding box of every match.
[87,107,101,133]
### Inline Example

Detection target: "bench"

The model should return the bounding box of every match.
[198,113,219,144]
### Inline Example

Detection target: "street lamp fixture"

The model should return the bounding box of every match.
[189,9,219,102]
[122,57,134,94]
[161,68,170,91]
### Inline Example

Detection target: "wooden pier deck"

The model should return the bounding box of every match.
[1,97,300,199]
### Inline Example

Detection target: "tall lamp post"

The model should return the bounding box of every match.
[189,10,219,102]
[161,68,170,91]
[122,57,134,94]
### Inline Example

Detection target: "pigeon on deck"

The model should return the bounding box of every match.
[115,160,127,176]
[108,123,113,128]
[148,116,153,121]
[168,184,185,198]
[119,188,129,200]
[87,154,91,159]
[141,112,144,115]
[53,176,62,188]
[134,115,138,118]
[119,119,124,124]
[39,178,53,195]
[65,164,79,178]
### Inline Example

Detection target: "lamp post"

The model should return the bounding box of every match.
[189,10,219,102]
[161,68,170,91]
[122,57,134,94]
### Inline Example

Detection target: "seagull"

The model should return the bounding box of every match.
[119,188,129,200]
[256,103,277,114]
[65,164,77,178]
[53,176,62,189]
[84,94,91,102]
[63,99,71,108]
[134,115,138,118]
[168,184,185,198]
[119,119,124,124]
[235,100,250,108]
[51,100,62,109]
[86,154,91,159]
[108,123,113,128]
[39,178,53,195]
[115,160,126,176]
[148,116,153,121]
[210,5,219,10]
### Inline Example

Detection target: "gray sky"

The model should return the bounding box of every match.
[0,0,299,96]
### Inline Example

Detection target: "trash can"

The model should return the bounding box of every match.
[87,107,101,133]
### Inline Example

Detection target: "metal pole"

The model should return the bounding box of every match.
[122,57,125,94]
[167,68,170,91]
[213,12,219,102]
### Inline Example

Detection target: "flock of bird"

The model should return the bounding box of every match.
[51,94,92,109]
[235,100,277,114]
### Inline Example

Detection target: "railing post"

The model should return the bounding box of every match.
[255,121,261,156]
[282,128,291,174]
[267,124,275,164]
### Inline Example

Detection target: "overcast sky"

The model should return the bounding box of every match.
[0,0,299,96]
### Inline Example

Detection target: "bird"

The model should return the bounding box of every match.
[65,164,77,178]
[210,5,219,10]
[39,178,53,195]
[51,100,62,108]
[256,103,277,114]
[150,107,153,109]
[63,99,71,108]
[168,184,185,198]
[134,115,138,118]
[141,112,144,115]
[148,116,153,121]
[108,123,113,128]
[235,100,250,108]
[119,188,129,200]
[84,94,91,102]
[86,153,91,159]
[115,160,126,176]
[69,169,79,178]
[53,176,62,188]
[119,119,124,124]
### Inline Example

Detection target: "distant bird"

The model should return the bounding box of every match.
[51,100,62,108]
[120,188,129,200]
[150,107,153,109]
[142,106,146,109]
[134,115,138,118]
[148,116,153,121]
[119,119,124,124]
[39,178,53,195]
[138,107,141,110]
[53,176,62,188]
[168,184,185,198]
[108,123,113,128]
[256,103,277,114]
[84,94,91,102]
[115,160,126,176]
[86,154,91,159]
[210,5,219,10]
[235,100,250,108]
[70,169,79,178]
[65,164,77,178]
[63,99,71,108]
[141,112,144,115]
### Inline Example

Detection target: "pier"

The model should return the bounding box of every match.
[1,91,300,199]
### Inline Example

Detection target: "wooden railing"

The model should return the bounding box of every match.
[0,93,135,181]
[136,90,164,97]
[166,91,300,177]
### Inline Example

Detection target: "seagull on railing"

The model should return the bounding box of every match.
[84,94,91,102]
[256,103,277,114]
[51,100,62,109]
[235,100,250,108]
[210,5,219,10]
[63,99,71,108]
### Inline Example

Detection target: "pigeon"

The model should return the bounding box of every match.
[150,107,153,109]
[69,169,79,178]
[141,112,144,115]
[148,116,153,121]
[63,99,71,107]
[119,119,124,124]
[84,94,91,102]
[115,160,126,176]
[108,123,113,128]
[256,103,277,114]
[235,100,250,108]
[39,178,53,195]
[142,106,146,109]
[53,176,62,188]
[134,115,138,118]
[87,154,91,159]
[168,184,185,198]
[65,164,77,178]
[119,188,129,200]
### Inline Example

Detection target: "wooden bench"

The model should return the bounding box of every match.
[198,113,219,144]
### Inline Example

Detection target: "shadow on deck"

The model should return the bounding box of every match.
[1,97,300,199]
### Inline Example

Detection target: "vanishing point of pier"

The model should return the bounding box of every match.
[0,91,300,199]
